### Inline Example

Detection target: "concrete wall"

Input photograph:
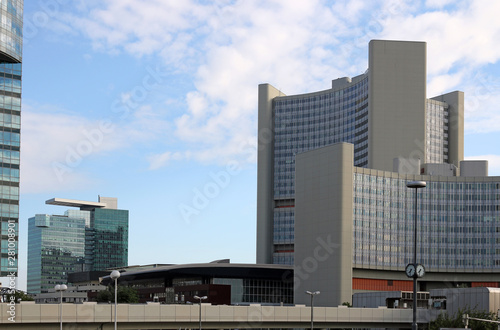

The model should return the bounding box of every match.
[0,302,417,329]
[421,163,457,176]
[353,291,405,308]
[354,288,500,317]
[294,143,354,307]
[460,160,488,177]
[256,84,284,264]
[369,40,427,172]
[429,287,500,316]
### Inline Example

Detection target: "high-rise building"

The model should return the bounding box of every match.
[27,196,128,293]
[0,0,23,277]
[293,143,500,307]
[256,39,500,307]
[256,40,464,265]
[27,212,87,293]
[85,197,129,272]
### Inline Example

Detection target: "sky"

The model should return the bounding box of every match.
[12,0,500,290]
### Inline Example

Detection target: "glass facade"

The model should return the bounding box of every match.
[272,75,369,264]
[213,277,293,304]
[27,201,129,292]
[352,171,500,271]
[27,213,87,293]
[0,0,22,63]
[270,82,454,265]
[426,100,448,164]
[87,208,129,271]
[273,75,369,199]
[0,0,22,277]
[118,267,294,305]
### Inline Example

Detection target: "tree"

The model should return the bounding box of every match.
[96,285,139,303]
[3,290,34,303]
[430,308,498,330]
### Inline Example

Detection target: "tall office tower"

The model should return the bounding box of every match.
[256,40,464,265]
[27,196,129,293]
[0,0,22,277]
[27,212,87,293]
[85,197,129,272]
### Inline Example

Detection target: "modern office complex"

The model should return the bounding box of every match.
[0,0,22,277]
[257,40,464,266]
[256,39,500,307]
[27,213,87,293]
[293,143,500,306]
[27,196,129,293]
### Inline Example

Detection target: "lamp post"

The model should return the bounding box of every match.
[110,270,121,330]
[305,290,320,330]
[407,181,426,330]
[54,284,67,330]
[194,295,207,330]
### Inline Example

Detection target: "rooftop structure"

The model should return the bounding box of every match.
[45,198,108,210]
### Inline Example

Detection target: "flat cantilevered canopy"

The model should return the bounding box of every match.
[46,198,107,210]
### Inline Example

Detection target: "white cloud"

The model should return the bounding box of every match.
[425,0,459,9]
[55,0,363,168]
[21,102,172,193]
[147,151,173,170]
[462,71,500,133]
[427,71,466,98]
[65,0,210,58]
[20,104,113,193]
[147,150,188,170]
[49,0,500,170]
[378,1,500,78]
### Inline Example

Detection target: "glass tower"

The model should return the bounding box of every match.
[27,197,129,293]
[0,0,22,277]
[27,213,87,293]
[86,208,129,271]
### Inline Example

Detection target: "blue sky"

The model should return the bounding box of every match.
[12,0,500,290]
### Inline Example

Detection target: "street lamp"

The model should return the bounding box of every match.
[305,290,320,330]
[54,284,67,330]
[194,295,207,330]
[406,180,426,330]
[110,270,121,330]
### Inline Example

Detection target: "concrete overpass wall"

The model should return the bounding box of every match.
[0,302,421,329]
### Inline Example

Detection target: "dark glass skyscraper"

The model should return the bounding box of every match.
[88,207,129,272]
[27,197,129,293]
[0,0,22,277]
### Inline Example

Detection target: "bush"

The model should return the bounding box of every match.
[96,285,139,303]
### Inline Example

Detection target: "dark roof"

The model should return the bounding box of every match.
[100,263,293,285]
